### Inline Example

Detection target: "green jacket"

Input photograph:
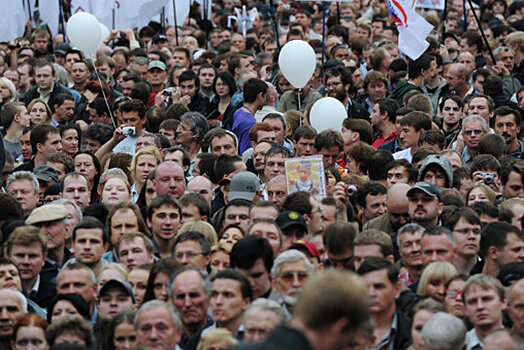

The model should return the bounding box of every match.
[389,80,422,105]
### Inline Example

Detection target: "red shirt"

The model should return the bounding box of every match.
[372,131,397,149]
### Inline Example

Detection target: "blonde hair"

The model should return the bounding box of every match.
[129,146,162,178]
[27,99,52,124]
[197,328,238,350]
[417,261,458,296]
[97,262,129,282]
[211,242,232,255]
[466,183,496,206]
[0,77,16,103]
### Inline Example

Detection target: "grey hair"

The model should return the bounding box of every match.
[0,289,28,313]
[263,112,287,129]
[134,300,182,331]
[421,226,455,247]
[140,132,161,148]
[243,298,286,324]
[6,171,39,193]
[99,168,129,184]
[52,198,83,222]
[168,267,211,300]
[59,262,97,285]
[267,175,286,186]
[422,312,466,350]
[462,115,488,132]
[494,46,515,60]
[397,223,425,249]
[271,250,313,278]
[180,112,209,143]
[132,56,149,67]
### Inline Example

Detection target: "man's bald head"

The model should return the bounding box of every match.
[387,183,411,230]
[187,176,213,203]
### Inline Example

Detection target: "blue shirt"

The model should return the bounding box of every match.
[230,106,256,154]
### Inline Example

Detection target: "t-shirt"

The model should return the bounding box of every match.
[3,139,22,161]
[230,107,256,154]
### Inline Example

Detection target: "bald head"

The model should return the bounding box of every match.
[154,161,186,198]
[187,176,213,203]
[457,52,475,73]
[449,63,469,79]
[387,183,411,230]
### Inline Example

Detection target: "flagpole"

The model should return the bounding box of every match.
[172,0,179,46]
[441,0,447,45]
[465,0,495,63]
[112,8,115,30]
[268,0,281,54]
[59,0,66,42]
[26,0,32,20]
[321,2,327,69]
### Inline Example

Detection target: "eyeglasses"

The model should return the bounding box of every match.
[463,129,484,136]
[445,289,462,298]
[175,252,204,260]
[280,271,309,283]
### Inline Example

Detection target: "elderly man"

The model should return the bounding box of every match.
[457,115,489,168]
[25,203,71,282]
[6,171,39,217]
[509,278,524,337]
[398,223,425,286]
[271,250,313,320]
[243,299,286,343]
[364,183,411,234]
[170,268,212,349]
[176,112,209,175]
[57,262,98,315]
[445,63,473,99]
[135,300,182,350]
[0,288,26,349]
[420,227,457,267]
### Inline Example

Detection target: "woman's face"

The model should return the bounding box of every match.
[346,156,361,175]
[411,310,435,350]
[74,154,97,183]
[219,228,243,246]
[0,84,12,100]
[210,250,230,272]
[135,154,158,186]
[127,268,150,307]
[153,272,170,301]
[51,300,79,323]
[426,278,446,301]
[14,326,48,350]
[215,78,230,97]
[204,341,230,350]
[113,322,137,350]
[30,102,48,125]
[144,179,156,206]
[102,177,130,209]
[468,187,489,206]
[444,279,466,318]
[61,129,79,157]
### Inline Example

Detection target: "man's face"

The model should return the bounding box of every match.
[121,111,146,136]
[353,244,385,271]
[173,52,189,67]
[452,217,481,258]
[264,118,285,145]
[34,65,55,90]
[253,142,272,173]
[509,280,524,336]
[175,121,193,146]
[65,53,81,72]
[159,128,176,146]
[465,285,506,329]
[0,264,22,291]
[441,99,462,126]
[295,137,315,157]
[121,80,135,96]
[71,62,90,84]
[198,68,215,89]
[74,228,106,266]
[264,154,287,179]
[9,243,45,284]
[494,114,520,144]
[110,209,139,245]
[0,290,24,338]
[498,49,515,71]
[367,82,387,103]
[266,179,287,206]
[154,164,186,198]
[306,197,324,236]
[320,203,337,227]
[326,245,353,270]
[147,68,167,87]
[181,203,204,225]
[362,269,400,314]
[503,171,524,199]
[62,176,90,209]
[387,166,410,188]
[57,269,96,303]
[39,131,62,157]
[463,120,487,151]
[421,234,456,266]
[174,240,209,269]
[273,259,309,306]
[224,205,250,231]
[244,307,279,343]
[54,99,75,123]
[37,220,66,252]
[319,146,341,169]
[468,97,493,123]
[210,278,249,325]
[171,270,209,330]
[497,233,524,266]
[458,53,476,73]
[180,79,197,100]
[445,67,464,91]
[118,237,154,270]
[249,222,281,257]
[236,258,271,299]
[399,230,423,268]
[326,75,348,102]
[98,286,134,320]
[187,177,213,203]
[422,169,447,188]
[360,193,387,223]
[211,135,237,155]
[408,190,443,226]
[137,305,181,350]
[147,204,181,242]
[399,125,420,149]
[135,135,157,152]
[33,36,48,53]
[7,179,38,215]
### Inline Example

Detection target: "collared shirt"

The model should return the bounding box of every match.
[461,147,475,168]
[465,328,483,350]
[374,312,398,350]
[30,274,40,296]
[508,140,524,159]
[373,131,397,149]
[37,83,54,104]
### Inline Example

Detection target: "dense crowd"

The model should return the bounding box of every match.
[1,0,524,349]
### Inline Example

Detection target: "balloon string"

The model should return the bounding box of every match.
[91,60,117,129]
[298,88,302,115]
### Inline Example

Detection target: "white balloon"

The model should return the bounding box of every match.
[98,22,110,49]
[310,97,347,132]
[278,40,316,89]
[67,12,101,56]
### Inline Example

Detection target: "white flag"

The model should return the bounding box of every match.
[0,0,28,41]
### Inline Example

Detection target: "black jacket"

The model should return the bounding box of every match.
[31,277,57,310]
[24,82,72,113]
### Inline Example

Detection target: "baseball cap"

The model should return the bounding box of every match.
[26,204,68,225]
[148,60,167,72]
[152,34,168,43]
[33,165,59,183]
[276,211,308,231]
[289,240,321,262]
[498,262,524,287]
[228,171,261,202]
[98,279,136,303]
[54,42,72,55]
[407,181,442,202]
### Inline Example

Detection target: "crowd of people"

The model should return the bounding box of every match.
[1,0,524,349]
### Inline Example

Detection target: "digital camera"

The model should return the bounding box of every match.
[122,126,136,136]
